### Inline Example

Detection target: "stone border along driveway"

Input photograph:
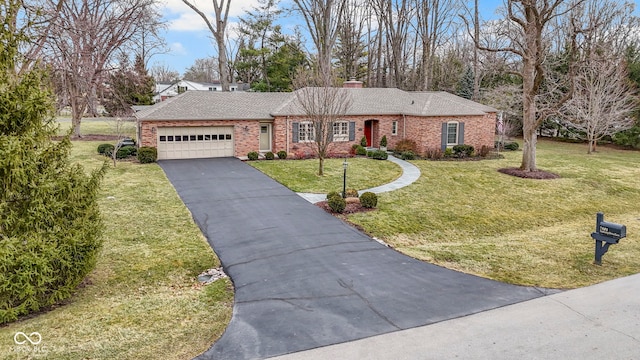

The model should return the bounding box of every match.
[297,154,421,203]
[159,158,554,360]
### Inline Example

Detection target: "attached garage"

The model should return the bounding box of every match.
[157,126,234,160]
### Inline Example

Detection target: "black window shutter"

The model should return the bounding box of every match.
[458,122,465,145]
[441,122,447,151]
[349,122,355,141]
[292,122,299,143]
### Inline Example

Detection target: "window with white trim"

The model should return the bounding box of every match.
[333,121,349,142]
[392,121,398,135]
[299,122,315,142]
[447,122,458,145]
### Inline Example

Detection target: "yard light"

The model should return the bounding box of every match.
[342,158,348,198]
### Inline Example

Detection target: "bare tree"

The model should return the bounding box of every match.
[150,62,180,83]
[293,69,352,176]
[292,0,347,80]
[109,117,136,167]
[43,0,158,137]
[181,0,231,91]
[562,57,637,154]
[183,57,220,83]
[473,0,584,172]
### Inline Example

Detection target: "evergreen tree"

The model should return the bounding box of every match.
[105,54,155,116]
[0,1,105,324]
[457,67,474,100]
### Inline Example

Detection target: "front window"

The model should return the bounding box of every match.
[333,121,349,142]
[447,122,458,145]
[299,122,315,142]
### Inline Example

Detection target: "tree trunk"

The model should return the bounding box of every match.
[520,55,538,171]
[217,35,230,91]
[318,156,324,176]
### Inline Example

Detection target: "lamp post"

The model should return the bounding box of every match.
[342,158,348,198]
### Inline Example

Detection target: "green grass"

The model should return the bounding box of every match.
[56,117,136,137]
[0,140,233,359]
[249,157,402,193]
[345,140,640,288]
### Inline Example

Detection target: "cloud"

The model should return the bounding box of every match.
[162,0,266,31]
[170,42,188,55]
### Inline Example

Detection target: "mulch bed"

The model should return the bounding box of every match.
[498,167,560,179]
[315,198,376,215]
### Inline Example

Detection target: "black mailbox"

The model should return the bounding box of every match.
[591,212,626,265]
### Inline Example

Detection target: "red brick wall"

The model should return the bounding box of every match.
[140,112,495,159]
[272,113,495,158]
[139,119,263,158]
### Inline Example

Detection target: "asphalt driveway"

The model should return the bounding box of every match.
[160,158,550,360]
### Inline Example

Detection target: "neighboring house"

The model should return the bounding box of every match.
[136,81,497,160]
[153,80,245,103]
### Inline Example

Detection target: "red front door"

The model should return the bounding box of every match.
[364,121,372,147]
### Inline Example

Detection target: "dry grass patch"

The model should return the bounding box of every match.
[0,141,233,359]
[348,140,640,288]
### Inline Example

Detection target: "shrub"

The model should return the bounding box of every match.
[327,191,341,200]
[137,146,157,163]
[372,149,389,160]
[97,143,114,155]
[400,151,415,160]
[394,139,418,154]
[478,145,492,157]
[265,151,275,160]
[116,145,137,159]
[247,151,259,160]
[328,195,346,213]
[424,148,443,160]
[360,136,368,147]
[613,126,640,149]
[277,150,287,159]
[366,150,374,157]
[355,145,367,156]
[350,144,360,155]
[444,148,454,157]
[380,135,388,148]
[504,142,519,151]
[345,188,359,198]
[359,192,378,208]
[452,144,474,158]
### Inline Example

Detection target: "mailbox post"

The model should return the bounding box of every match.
[590,212,626,265]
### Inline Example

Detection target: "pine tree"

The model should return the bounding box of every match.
[0,1,106,324]
[457,67,474,100]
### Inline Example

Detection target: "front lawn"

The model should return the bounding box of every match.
[346,140,640,288]
[249,157,402,193]
[250,140,640,289]
[0,140,233,359]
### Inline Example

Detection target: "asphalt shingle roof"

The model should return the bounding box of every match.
[136,88,497,121]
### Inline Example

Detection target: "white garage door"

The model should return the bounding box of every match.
[157,127,234,160]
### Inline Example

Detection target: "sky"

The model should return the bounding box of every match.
[152,0,637,76]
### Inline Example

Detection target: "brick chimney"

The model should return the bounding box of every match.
[343,78,363,88]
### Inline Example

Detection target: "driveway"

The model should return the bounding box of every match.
[160,158,551,360]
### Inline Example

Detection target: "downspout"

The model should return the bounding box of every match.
[286,116,290,154]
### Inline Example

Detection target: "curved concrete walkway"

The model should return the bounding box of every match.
[297,155,421,203]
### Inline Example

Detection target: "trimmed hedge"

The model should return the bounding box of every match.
[97,143,114,155]
[265,151,275,160]
[355,145,367,156]
[277,150,287,159]
[247,151,259,161]
[137,146,157,163]
[359,192,378,208]
[372,150,388,160]
[116,145,136,159]
[328,195,346,213]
